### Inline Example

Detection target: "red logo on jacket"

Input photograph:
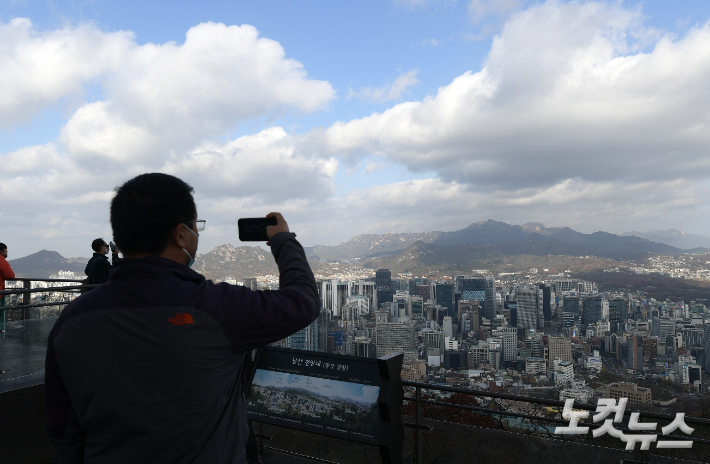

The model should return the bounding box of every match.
[169,313,194,325]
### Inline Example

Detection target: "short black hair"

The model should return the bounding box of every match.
[0,243,6,252]
[91,238,106,252]
[111,173,196,256]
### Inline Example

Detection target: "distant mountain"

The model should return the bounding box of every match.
[309,220,684,262]
[304,231,442,261]
[619,229,710,250]
[359,239,620,274]
[194,243,278,280]
[432,220,550,246]
[9,250,86,278]
[11,220,694,279]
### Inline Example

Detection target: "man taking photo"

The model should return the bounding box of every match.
[45,173,320,463]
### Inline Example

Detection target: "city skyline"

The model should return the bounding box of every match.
[3,1,710,258]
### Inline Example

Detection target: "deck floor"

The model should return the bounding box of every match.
[0,336,47,393]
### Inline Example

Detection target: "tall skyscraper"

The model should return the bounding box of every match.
[377,288,394,310]
[516,284,543,330]
[351,281,377,312]
[584,295,604,325]
[416,285,431,302]
[461,276,495,320]
[287,317,320,351]
[609,299,628,331]
[375,322,416,358]
[548,336,572,364]
[704,324,710,374]
[375,269,392,289]
[318,280,351,316]
[435,283,454,318]
[424,330,445,354]
[562,295,581,326]
[502,327,518,362]
[538,283,551,321]
[443,316,454,339]
[411,296,424,320]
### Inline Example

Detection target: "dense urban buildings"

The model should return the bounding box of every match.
[211,265,710,414]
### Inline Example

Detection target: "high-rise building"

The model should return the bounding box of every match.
[504,301,517,327]
[548,336,572,364]
[375,322,416,358]
[609,299,628,331]
[287,317,320,351]
[626,334,643,371]
[435,283,455,318]
[443,316,454,339]
[516,284,543,330]
[468,342,489,366]
[502,327,518,362]
[552,279,576,293]
[375,269,392,289]
[318,280,351,316]
[424,330,445,354]
[416,285,431,302]
[375,269,392,312]
[539,283,551,321]
[411,296,424,320]
[351,281,377,312]
[461,276,496,320]
[652,317,675,341]
[583,295,604,325]
[461,278,486,303]
[562,295,581,324]
[317,311,329,352]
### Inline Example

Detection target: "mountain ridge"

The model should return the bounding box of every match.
[306,219,685,262]
[10,221,703,279]
[619,228,710,250]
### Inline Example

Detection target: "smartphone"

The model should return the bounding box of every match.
[238,217,277,241]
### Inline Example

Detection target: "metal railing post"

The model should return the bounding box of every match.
[415,386,423,464]
[21,279,30,343]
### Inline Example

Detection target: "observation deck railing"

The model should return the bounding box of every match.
[0,278,97,391]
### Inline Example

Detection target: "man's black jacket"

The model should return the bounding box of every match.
[46,232,320,463]
[84,252,119,285]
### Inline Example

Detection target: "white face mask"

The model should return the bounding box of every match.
[182,224,199,268]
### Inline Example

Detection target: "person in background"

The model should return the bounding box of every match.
[0,243,16,332]
[85,238,119,286]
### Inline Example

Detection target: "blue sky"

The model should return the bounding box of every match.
[3,0,710,258]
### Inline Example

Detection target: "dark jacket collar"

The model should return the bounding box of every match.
[109,256,206,285]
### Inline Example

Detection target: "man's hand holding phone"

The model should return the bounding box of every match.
[238,213,289,244]
[265,212,289,245]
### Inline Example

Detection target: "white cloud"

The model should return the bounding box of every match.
[0,18,132,126]
[348,70,419,103]
[467,0,524,25]
[284,177,710,248]
[59,21,334,165]
[0,20,336,258]
[5,2,710,260]
[317,1,710,192]
[164,127,338,203]
[421,38,441,47]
